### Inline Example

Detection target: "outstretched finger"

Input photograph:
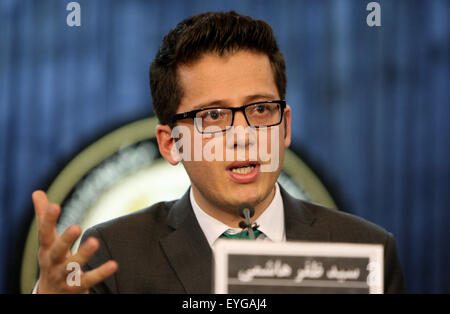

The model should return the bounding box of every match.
[81,260,118,289]
[32,190,50,222]
[49,225,81,264]
[70,237,100,267]
[38,202,61,249]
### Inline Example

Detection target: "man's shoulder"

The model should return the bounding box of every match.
[298,199,392,243]
[296,199,406,293]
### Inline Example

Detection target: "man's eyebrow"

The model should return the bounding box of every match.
[191,100,228,111]
[244,94,277,103]
[190,94,277,111]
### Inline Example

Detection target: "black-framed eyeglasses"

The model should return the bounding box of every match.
[169,100,286,134]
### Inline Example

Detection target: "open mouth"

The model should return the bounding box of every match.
[226,161,260,183]
[230,165,256,175]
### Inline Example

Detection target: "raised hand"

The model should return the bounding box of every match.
[32,191,118,293]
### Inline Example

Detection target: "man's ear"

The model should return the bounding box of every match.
[155,124,180,165]
[283,105,292,148]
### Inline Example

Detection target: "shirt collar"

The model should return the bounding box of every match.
[254,183,285,242]
[190,183,285,248]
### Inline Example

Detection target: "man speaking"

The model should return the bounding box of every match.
[31,11,406,293]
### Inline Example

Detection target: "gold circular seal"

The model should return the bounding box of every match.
[21,116,336,293]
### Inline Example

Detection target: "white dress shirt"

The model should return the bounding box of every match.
[190,183,286,248]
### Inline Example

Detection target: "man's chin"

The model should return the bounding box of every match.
[225,185,264,206]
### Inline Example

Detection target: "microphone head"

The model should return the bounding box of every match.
[238,203,255,219]
[238,221,248,229]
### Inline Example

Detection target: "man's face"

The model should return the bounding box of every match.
[170,50,291,214]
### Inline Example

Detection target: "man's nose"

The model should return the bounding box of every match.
[226,110,256,149]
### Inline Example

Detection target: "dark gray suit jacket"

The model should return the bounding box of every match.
[81,186,406,293]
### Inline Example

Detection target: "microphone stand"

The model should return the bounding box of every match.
[238,203,258,240]
[243,208,255,239]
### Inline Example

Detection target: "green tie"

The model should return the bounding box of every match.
[220,229,263,239]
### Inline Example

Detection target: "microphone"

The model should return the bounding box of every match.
[238,203,257,239]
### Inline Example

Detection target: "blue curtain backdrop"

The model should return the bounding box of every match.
[0,0,448,293]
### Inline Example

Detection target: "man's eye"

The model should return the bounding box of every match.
[256,105,267,113]
[251,104,271,115]
[207,110,220,120]
[200,110,222,120]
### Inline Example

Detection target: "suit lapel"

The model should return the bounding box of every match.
[159,186,331,293]
[159,189,212,293]
[280,186,331,242]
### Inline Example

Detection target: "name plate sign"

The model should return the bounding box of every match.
[213,240,383,294]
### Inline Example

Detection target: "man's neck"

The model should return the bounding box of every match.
[190,185,277,228]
